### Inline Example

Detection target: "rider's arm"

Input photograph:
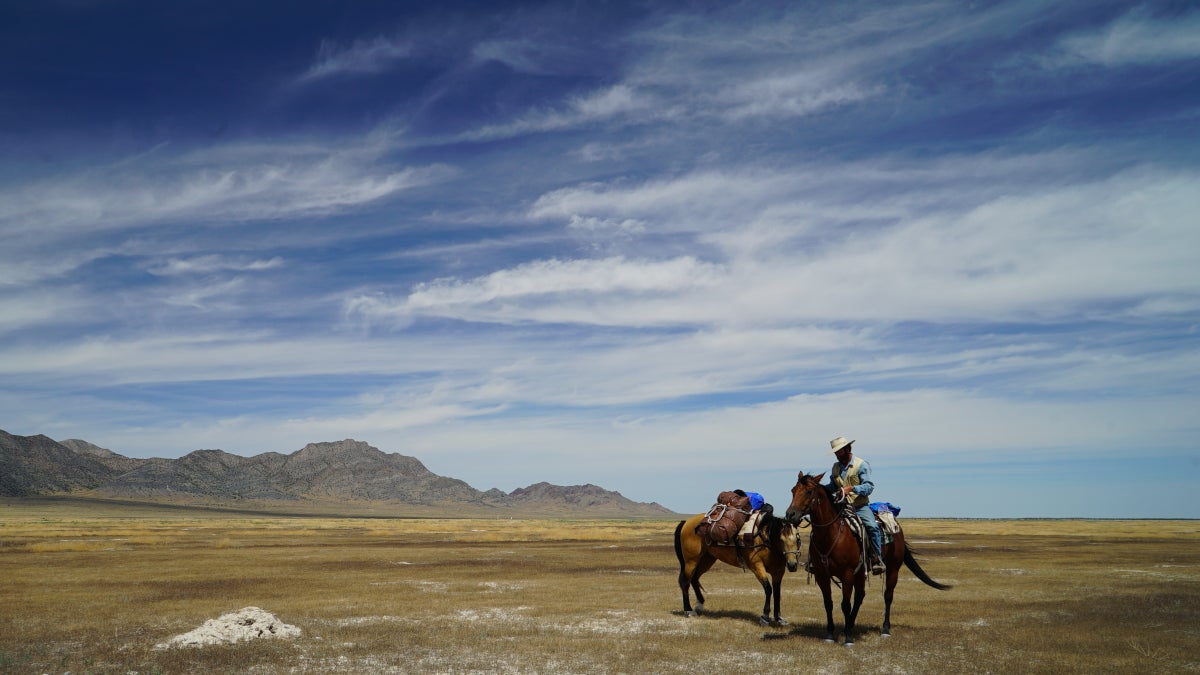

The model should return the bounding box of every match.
[852,461,875,499]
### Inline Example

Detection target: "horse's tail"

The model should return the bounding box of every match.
[673,520,686,571]
[674,519,703,593]
[903,542,951,590]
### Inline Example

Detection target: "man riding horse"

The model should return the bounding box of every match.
[826,436,884,575]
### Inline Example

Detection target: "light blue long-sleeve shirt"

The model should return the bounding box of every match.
[828,457,874,500]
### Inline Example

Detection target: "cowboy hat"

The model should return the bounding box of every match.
[828,436,855,454]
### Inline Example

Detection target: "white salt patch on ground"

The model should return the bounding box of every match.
[1115,568,1196,581]
[562,615,695,636]
[478,581,527,592]
[155,606,300,649]
[331,615,410,627]
[455,607,531,622]
[401,579,449,593]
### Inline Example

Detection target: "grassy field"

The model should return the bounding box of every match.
[1,499,1198,674]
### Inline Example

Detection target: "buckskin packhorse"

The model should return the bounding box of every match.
[673,509,803,626]
[785,471,950,645]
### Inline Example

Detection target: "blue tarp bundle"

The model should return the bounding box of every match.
[869,501,900,516]
[747,491,765,511]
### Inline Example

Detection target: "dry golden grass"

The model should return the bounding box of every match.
[1,499,1198,674]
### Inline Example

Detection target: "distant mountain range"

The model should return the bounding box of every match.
[0,429,677,517]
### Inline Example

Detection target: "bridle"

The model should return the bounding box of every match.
[792,477,849,525]
[777,522,803,559]
[793,478,854,571]
[809,486,848,528]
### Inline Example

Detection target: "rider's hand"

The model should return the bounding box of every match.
[841,486,854,496]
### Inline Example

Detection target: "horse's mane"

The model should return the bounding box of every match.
[799,472,837,502]
[761,506,783,544]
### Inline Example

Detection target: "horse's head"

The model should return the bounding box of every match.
[785,471,826,525]
[778,520,803,573]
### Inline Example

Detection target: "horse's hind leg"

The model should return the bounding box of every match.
[882,564,900,636]
[880,537,904,635]
[691,555,715,614]
[677,566,695,616]
[678,556,710,616]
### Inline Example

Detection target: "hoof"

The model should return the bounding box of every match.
[844,641,854,647]
[824,637,836,643]
[759,616,770,627]
[881,631,891,637]
[695,603,704,614]
[775,618,789,627]
[685,610,697,617]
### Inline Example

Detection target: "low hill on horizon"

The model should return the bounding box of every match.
[0,429,678,518]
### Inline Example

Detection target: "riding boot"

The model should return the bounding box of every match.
[868,542,885,575]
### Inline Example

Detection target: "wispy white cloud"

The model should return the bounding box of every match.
[452,5,984,141]
[456,85,651,141]
[0,290,90,335]
[472,36,595,77]
[160,277,248,311]
[298,35,412,82]
[1050,7,1200,67]
[720,78,877,121]
[0,138,447,246]
[0,331,509,386]
[529,170,794,230]
[147,255,284,277]
[526,158,1200,325]
[341,154,1200,341]
[346,256,725,326]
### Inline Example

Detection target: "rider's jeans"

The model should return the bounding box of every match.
[855,505,882,557]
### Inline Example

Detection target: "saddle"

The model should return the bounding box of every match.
[831,495,901,572]
[695,490,755,547]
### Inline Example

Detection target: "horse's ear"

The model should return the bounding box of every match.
[814,472,825,482]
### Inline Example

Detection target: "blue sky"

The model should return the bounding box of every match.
[2,1,1197,518]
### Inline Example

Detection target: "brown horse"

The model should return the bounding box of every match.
[674,511,803,626]
[784,471,950,645]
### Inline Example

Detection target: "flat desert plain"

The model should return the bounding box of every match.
[1,499,1197,673]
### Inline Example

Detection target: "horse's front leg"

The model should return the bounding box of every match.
[771,570,788,625]
[842,575,866,646]
[815,575,836,642]
[757,575,772,627]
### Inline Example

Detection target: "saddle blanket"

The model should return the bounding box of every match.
[738,510,764,545]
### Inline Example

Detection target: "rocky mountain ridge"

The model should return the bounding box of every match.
[0,429,676,517]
